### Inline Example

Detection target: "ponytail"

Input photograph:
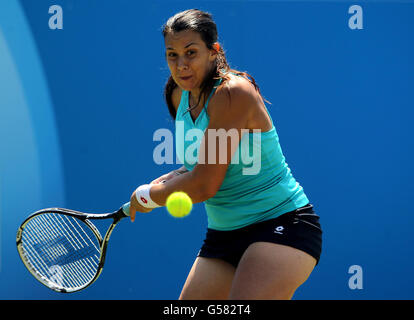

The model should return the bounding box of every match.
[164,76,178,120]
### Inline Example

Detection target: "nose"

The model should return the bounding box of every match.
[177,57,189,72]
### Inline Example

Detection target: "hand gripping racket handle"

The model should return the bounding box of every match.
[120,180,165,218]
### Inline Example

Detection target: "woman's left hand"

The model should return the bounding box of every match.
[129,190,153,222]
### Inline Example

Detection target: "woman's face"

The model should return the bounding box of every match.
[164,30,217,93]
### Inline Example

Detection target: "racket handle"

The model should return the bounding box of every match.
[122,202,131,216]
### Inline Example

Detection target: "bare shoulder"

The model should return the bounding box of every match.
[217,74,258,104]
[210,75,254,113]
[171,85,183,112]
[208,74,270,130]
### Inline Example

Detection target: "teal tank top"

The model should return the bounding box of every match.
[175,79,309,231]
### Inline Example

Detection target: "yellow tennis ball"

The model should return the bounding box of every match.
[166,191,193,218]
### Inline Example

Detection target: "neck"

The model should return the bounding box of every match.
[189,89,203,108]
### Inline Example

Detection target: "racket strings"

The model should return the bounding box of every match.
[21,212,101,290]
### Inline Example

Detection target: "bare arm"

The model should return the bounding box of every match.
[150,166,189,185]
[129,76,268,220]
[149,79,254,206]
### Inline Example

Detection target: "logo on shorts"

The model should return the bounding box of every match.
[274,226,284,234]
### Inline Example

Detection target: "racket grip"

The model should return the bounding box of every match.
[122,202,131,216]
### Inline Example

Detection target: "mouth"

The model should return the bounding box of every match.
[179,75,192,81]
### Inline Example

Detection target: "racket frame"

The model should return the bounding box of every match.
[16,206,127,293]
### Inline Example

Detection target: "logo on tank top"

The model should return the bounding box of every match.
[274,226,284,234]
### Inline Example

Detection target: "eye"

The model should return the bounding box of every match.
[166,52,177,58]
[187,50,196,57]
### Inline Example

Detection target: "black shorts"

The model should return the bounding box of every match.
[198,203,322,268]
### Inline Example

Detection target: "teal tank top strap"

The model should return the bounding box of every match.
[203,77,223,113]
[263,103,275,129]
[176,89,189,118]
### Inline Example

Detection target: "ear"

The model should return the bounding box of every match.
[209,42,220,61]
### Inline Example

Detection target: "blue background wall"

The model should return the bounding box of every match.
[1,0,413,299]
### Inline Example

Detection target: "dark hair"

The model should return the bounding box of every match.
[162,9,265,120]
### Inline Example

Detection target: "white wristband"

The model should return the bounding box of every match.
[135,184,161,208]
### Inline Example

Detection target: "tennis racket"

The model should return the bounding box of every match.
[16,202,131,293]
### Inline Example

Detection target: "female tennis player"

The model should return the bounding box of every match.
[129,9,322,300]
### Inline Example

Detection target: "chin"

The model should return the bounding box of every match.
[172,74,197,90]
[178,81,197,92]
